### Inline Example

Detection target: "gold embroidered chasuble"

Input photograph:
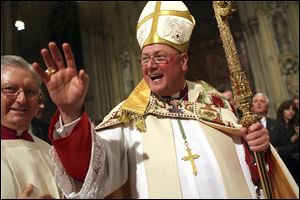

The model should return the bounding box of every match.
[97,80,240,135]
[97,79,299,199]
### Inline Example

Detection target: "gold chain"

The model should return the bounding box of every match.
[177,119,200,176]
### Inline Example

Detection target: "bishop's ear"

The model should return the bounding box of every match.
[180,53,189,72]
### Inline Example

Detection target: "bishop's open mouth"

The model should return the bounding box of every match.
[150,74,163,81]
[11,107,27,112]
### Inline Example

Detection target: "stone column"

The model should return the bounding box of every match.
[1,1,15,54]
[77,2,145,122]
[237,1,299,118]
[78,2,116,122]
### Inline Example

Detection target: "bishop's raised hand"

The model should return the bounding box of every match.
[32,42,89,124]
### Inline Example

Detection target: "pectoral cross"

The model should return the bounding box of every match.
[182,147,200,176]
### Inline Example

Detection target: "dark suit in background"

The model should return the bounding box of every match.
[31,118,51,145]
[266,117,294,162]
[266,117,299,184]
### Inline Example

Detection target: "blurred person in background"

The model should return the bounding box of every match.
[277,100,299,146]
[277,99,299,184]
[252,93,294,163]
[30,90,51,144]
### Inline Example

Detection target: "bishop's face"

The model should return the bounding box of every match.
[1,66,40,131]
[141,44,188,97]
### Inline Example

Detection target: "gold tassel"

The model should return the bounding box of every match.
[134,116,146,132]
[118,110,130,123]
[118,109,146,132]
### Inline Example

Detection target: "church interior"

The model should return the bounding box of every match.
[1,1,299,124]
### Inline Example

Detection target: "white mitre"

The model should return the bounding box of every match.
[136,1,196,52]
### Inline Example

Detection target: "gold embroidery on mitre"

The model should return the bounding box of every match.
[136,1,196,52]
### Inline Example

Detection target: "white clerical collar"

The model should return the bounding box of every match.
[156,82,188,101]
[171,92,180,98]
[170,82,187,99]
[16,130,24,136]
[260,116,267,128]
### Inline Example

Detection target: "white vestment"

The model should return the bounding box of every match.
[1,135,61,199]
[52,80,298,199]
[52,81,260,199]
[53,116,258,199]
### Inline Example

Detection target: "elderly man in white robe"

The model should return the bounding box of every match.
[33,1,298,199]
[1,55,61,199]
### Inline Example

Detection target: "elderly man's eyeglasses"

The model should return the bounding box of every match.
[140,53,181,66]
[1,87,39,98]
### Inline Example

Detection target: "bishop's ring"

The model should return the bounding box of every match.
[46,68,57,76]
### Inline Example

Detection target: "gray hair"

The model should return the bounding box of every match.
[1,55,42,87]
[253,92,269,105]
